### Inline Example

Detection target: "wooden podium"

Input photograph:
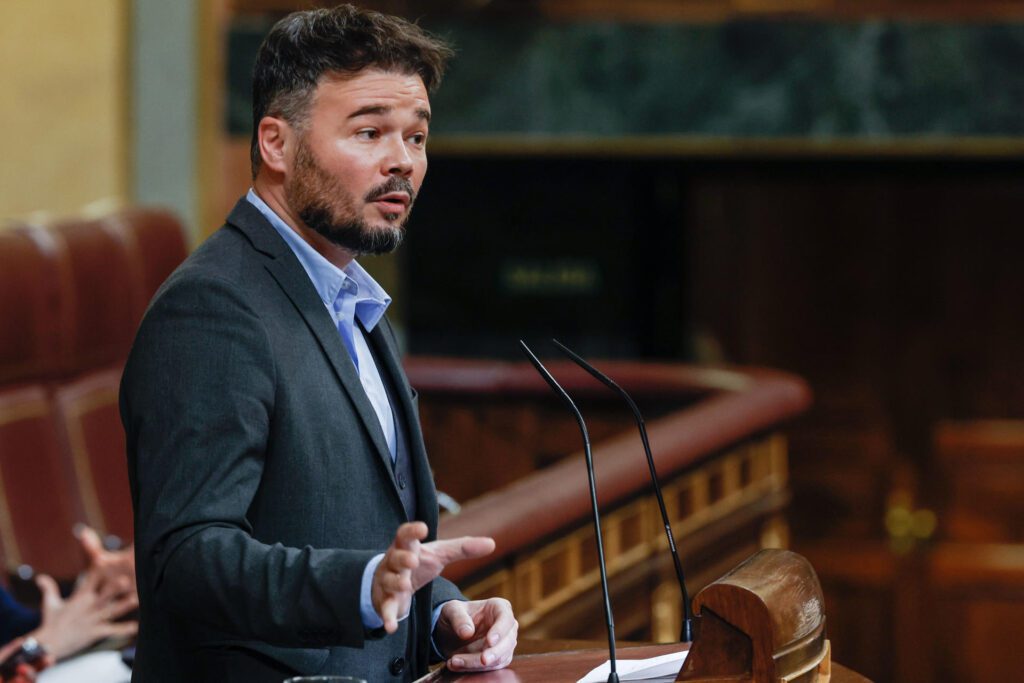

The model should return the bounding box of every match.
[426,550,871,683]
[678,549,830,682]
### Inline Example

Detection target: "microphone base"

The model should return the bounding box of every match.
[680,616,696,644]
[606,674,620,683]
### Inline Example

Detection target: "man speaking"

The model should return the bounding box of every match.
[121,5,517,681]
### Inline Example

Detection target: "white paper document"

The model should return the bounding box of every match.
[38,651,131,683]
[577,649,688,682]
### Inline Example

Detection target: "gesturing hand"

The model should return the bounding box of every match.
[75,524,136,597]
[30,568,138,660]
[371,522,496,633]
[434,598,518,672]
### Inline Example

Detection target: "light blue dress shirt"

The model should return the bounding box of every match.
[247,190,396,461]
[245,190,447,638]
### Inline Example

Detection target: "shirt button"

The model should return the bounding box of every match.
[397,473,407,490]
[389,656,406,676]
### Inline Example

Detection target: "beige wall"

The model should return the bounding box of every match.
[0,0,129,222]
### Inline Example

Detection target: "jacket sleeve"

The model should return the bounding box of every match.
[121,273,374,649]
[430,576,466,611]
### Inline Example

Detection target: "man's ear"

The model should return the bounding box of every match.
[257,116,292,174]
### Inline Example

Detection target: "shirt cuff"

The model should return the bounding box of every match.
[360,554,386,629]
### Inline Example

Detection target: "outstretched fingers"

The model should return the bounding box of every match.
[374,522,430,633]
[34,575,63,613]
[449,636,517,672]
[105,589,139,621]
[394,521,428,549]
[379,595,400,634]
[435,536,495,564]
[75,524,105,564]
[100,618,139,641]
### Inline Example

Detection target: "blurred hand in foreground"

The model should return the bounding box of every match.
[30,568,138,660]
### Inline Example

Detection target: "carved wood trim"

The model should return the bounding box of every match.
[458,434,791,632]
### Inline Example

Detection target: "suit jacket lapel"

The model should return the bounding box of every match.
[224,200,397,485]
[369,320,438,533]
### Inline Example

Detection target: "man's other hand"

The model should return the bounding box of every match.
[75,524,137,597]
[30,569,138,660]
[434,598,518,672]
[371,522,495,633]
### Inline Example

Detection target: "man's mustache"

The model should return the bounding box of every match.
[364,176,416,204]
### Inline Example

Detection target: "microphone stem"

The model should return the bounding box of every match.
[582,432,618,680]
[518,341,619,681]
[550,339,695,643]
[639,425,694,641]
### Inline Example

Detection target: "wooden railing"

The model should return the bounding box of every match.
[406,357,812,641]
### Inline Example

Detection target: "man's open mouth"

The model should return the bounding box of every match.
[373,192,410,209]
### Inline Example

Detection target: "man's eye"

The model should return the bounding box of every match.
[409,133,427,146]
[356,129,378,140]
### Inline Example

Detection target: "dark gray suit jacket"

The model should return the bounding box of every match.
[121,198,461,682]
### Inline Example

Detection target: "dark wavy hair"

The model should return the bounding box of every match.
[250,4,453,177]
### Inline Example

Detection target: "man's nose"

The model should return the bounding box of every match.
[383,136,414,177]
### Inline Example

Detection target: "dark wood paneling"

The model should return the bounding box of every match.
[935,420,1024,542]
[419,396,635,503]
[688,159,1024,682]
[687,160,1024,535]
[927,544,1024,683]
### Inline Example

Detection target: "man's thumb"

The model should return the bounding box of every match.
[445,601,476,640]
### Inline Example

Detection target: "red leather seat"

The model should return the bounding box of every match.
[49,217,138,375]
[0,226,66,385]
[54,367,133,544]
[103,208,189,323]
[0,385,84,578]
[0,208,188,580]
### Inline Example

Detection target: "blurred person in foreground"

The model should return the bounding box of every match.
[0,526,137,682]
[120,5,517,682]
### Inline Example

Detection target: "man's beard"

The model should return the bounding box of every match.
[285,137,416,256]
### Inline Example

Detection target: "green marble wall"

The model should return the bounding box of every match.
[227,20,1024,137]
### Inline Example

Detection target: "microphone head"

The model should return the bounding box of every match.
[519,340,573,410]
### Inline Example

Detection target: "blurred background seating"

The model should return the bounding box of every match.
[0,210,188,584]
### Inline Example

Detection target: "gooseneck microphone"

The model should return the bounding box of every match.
[552,339,695,643]
[519,340,619,683]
